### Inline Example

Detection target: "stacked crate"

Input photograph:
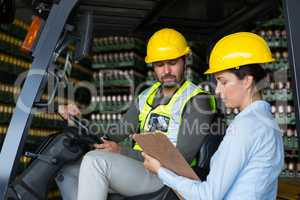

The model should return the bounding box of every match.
[91,36,146,146]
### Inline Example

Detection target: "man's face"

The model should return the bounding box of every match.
[153,57,185,88]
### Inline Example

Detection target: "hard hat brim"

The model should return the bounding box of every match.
[204,58,275,74]
[145,48,190,64]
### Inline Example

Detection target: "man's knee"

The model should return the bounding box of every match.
[83,150,113,162]
[81,150,112,174]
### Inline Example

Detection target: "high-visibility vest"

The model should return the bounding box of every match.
[133,80,216,151]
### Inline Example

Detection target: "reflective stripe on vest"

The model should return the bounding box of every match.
[134,80,216,151]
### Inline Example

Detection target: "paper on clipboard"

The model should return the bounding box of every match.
[133,132,199,180]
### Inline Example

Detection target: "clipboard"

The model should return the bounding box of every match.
[133,132,199,180]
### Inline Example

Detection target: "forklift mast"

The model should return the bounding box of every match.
[0,0,80,199]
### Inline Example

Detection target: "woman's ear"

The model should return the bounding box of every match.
[243,75,254,89]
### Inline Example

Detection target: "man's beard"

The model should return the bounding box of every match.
[162,81,181,88]
[161,74,181,88]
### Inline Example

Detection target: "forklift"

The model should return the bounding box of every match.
[0,0,300,199]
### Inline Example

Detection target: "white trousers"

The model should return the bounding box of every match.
[77,150,164,200]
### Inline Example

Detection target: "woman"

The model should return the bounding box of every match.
[142,32,284,200]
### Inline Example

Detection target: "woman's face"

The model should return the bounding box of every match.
[214,71,250,109]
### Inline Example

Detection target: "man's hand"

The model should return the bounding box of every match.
[58,104,81,126]
[58,104,81,119]
[94,137,121,154]
[142,152,161,174]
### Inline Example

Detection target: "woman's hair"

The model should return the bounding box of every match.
[227,64,267,84]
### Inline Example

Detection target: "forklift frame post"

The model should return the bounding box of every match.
[283,0,300,158]
[0,0,79,198]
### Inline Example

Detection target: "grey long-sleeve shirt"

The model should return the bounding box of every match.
[106,91,216,163]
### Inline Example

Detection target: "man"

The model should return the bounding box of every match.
[58,28,217,200]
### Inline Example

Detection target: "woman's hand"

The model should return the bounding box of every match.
[142,152,161,174]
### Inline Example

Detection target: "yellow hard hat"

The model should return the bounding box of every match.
[204,32,274,74]
[145,28,190,63]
